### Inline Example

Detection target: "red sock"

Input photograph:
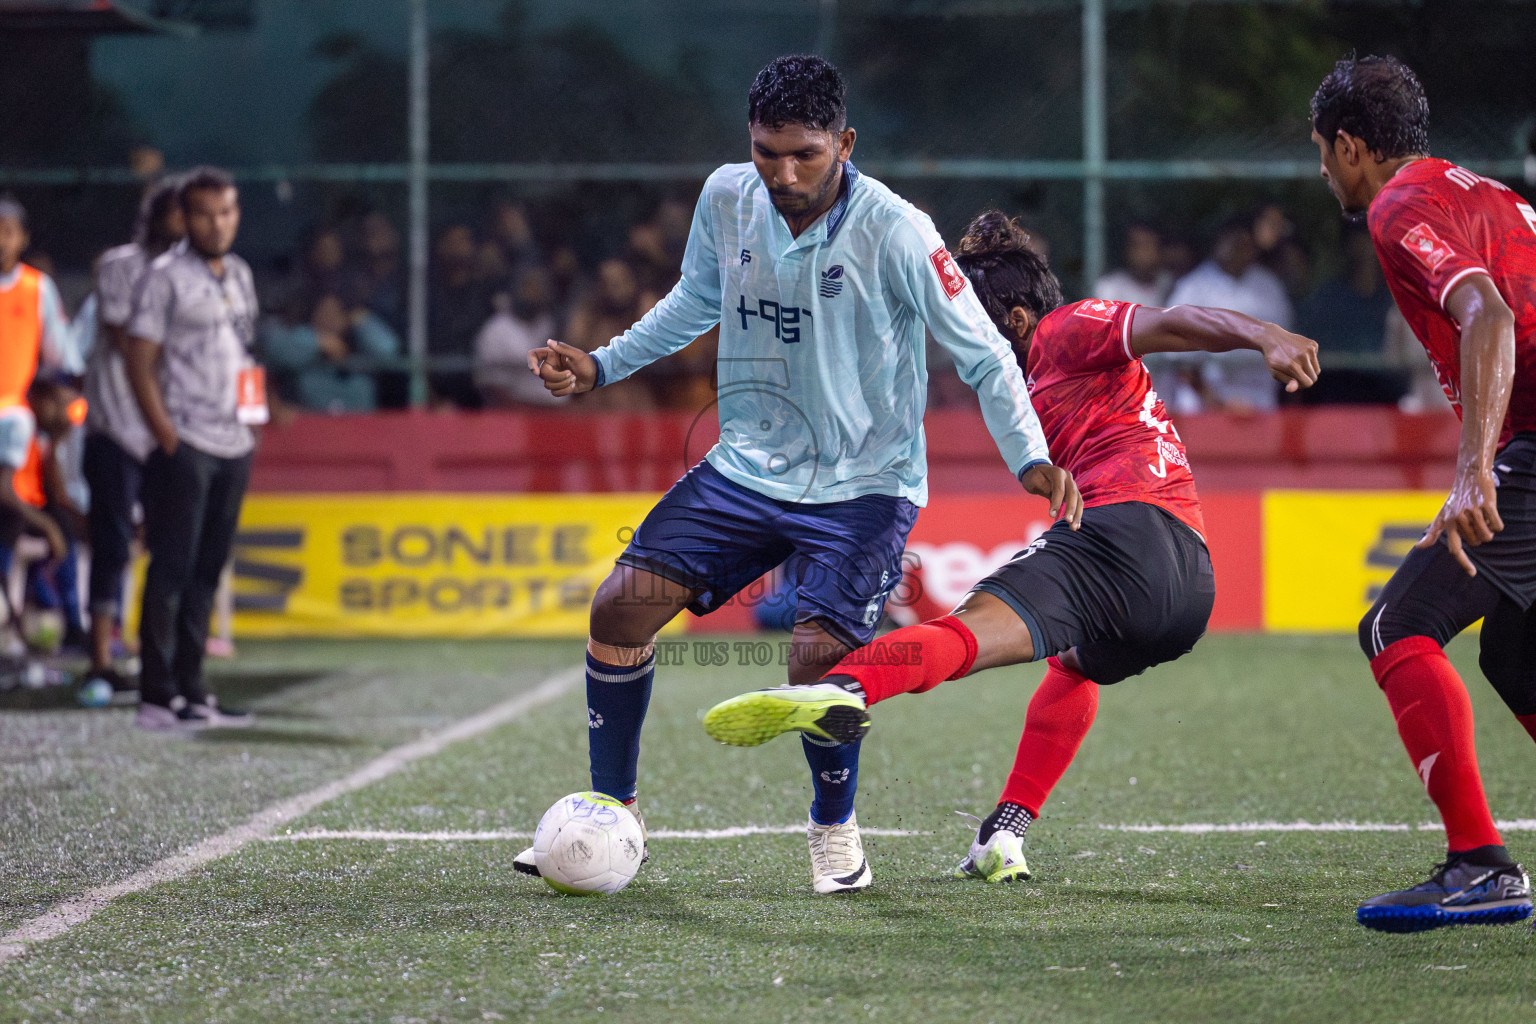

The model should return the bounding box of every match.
[998,657,1099,817]
[1518,714,1536,746]
[1371,637,1502,853]
[828,615,977,705]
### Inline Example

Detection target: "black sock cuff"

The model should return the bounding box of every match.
[979,801,1034,843]
[1454,843,1516,868]
[824,673,864,699]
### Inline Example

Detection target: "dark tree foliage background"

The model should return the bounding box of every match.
[2,0,1534,286]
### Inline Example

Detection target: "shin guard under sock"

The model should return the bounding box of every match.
[828,615,978,706]
[1370,637,1503,853]
[998,657,1099,817]
[586,650,655,803]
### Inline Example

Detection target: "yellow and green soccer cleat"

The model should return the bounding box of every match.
[956,827,1032,883]
[703,682,870,747]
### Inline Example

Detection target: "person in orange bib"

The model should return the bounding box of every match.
[0,197,75,576]
[0,196,76,408]
[0,377,89,642]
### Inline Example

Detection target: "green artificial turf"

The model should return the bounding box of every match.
[0,634,1532,1023]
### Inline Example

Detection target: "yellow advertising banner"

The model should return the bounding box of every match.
[227,494,666,638]
[1262,490,1446,633]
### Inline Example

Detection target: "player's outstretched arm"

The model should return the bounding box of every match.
[1130,304,1320,393]
[526,339,599,397]
[1416,274,1515,574]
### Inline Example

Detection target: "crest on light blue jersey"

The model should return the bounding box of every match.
[819,264,845,298]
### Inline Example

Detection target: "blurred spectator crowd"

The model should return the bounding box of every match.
[1087,204,1446,415]
[252,197,717,415]
[24,190,1445,418]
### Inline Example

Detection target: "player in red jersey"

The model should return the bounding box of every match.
[1310,55,1536,932]
[702,211,1318,883]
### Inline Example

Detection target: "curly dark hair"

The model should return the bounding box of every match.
[1311,55,1429,160]
[953,211,1064,329]
[177,164,236,213]
[135,174,183,247]
[747,55,847,132]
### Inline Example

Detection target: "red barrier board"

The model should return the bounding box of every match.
[1200,492,1263,631]
[250,408,1460,496]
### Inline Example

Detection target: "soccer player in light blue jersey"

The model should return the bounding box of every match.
[521,55,1077,893]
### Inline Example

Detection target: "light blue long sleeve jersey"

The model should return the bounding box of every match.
[592,162,1050,507]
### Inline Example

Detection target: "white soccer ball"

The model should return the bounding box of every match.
[531,791,645,895]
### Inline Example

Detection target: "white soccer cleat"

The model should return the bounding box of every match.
[516,800,647,878]
[512,844,541,877]
[955,827,1031,883]
[808,811,872,894]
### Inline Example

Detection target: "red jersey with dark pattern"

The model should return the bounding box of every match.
[1368,158,1536,447]
[1026,298,1205,538]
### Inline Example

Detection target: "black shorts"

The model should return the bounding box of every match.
[972,501,1215,685]
[1462,432,1536,608]
[1361,432,1536,715]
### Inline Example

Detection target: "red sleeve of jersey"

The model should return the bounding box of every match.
[1045,299,1139,375]
[1371,189,1493,313]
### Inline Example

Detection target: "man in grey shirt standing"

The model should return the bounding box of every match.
[125,167,261,731]
[81,177,183,696]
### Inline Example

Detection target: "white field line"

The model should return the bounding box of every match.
[266,819,1536,844]
[268,825,930,842]
[0,667,583,964]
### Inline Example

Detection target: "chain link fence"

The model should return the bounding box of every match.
[2,0,1533,409]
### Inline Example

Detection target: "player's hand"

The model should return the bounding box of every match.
[316,330,349,363]
[1259,327,1320,393]
[1417,465,1503,576]
[1020,463,1082,530]
[41,521,67,562]
[526,338,599,397]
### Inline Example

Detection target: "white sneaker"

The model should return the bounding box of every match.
[181,695,254,729]
[134,697,203,733]
[512,844,541,877]
[516,801,647,878]
[808,811,872,894]
[956,827,1031,883]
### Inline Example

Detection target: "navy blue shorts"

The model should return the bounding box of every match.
[617,461,920,649]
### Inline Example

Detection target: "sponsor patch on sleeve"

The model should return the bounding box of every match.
[929,246,967,300]
[1072,298,1121,322]
[1400,222,1454,272]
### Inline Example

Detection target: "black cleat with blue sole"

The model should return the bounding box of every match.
[1356,853,1532,933]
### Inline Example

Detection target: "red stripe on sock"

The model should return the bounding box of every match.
[998,657,1099,818]
[830,615,978,706]
[1369,637,1503,853]
[1518,714,1536,746]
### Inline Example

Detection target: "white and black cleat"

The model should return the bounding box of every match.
[808,811,872,894]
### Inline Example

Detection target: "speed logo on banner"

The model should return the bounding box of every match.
[1262,490,1447,633]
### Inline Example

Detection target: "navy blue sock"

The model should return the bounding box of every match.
[586,651,655,803]
[802,734,861,825]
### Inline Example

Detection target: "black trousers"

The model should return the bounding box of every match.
[138,443,251,708]
[82,431,144,619]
